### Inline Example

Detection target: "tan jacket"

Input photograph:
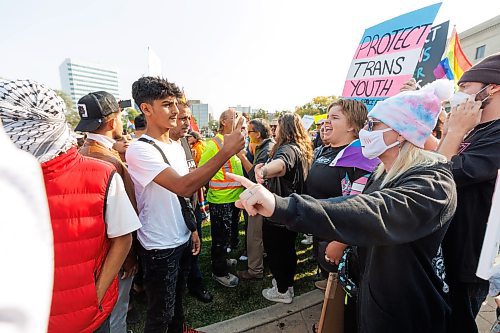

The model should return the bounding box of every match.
[79,139,138,214]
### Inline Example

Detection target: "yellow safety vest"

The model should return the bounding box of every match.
[198,134,244,204]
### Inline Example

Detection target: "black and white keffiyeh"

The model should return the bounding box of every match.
[0,79,76,163]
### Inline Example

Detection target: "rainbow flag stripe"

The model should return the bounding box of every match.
[433,27,472,82]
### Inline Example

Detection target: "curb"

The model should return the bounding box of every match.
[197,289,324,333]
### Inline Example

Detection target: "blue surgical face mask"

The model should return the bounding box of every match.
[449,84,490,109]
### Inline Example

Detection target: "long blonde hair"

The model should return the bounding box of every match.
[374,142,446,187]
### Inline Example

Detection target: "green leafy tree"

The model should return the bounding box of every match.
[251,108,269,120]
[208,119,219,133]
[123,107,140,133]
[295,96,338,117]
[55,90,79,129]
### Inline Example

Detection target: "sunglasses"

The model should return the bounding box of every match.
[364,118,382,132]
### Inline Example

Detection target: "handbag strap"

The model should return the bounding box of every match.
[138,137,196,232]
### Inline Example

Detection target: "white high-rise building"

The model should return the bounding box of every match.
[59,58,120,108]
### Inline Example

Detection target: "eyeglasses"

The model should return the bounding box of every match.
[364,118,381,132]
[247,130,257,133]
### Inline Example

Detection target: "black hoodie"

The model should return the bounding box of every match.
[271,162,457,333]
[442,119,500,284]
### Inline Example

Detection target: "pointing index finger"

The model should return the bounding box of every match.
[226,172,256,189]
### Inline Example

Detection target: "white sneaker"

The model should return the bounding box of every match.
[226,247,232,253]
[239,255,248,261]
[226,258,237,266]
[212,273,239,288]
[301,235,313,245]
[262,286,293,304]
[272,278,294,297]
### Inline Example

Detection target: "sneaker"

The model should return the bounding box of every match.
[262,286,293,304]
[301,235,313,245]
[226,258,237,266]
[238,255,248,261]
[314,279,328,291]
[226,247,232,253]
[212,273,239,288]
[237,270,263,280]
[272,278,294,297]
[189,288,213,303]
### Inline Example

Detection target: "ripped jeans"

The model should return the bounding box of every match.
[139,240,191,333]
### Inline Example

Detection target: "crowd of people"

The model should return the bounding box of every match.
[0,52,499,333]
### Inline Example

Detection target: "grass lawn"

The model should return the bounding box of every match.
[129,219,319,331]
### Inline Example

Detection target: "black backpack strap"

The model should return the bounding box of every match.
[138,137,197,232]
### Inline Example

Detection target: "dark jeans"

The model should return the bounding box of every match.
[447,281,489,333]
[94,317,110,333]
[210,202,240,276]
[188,204,204,292]
[139,240,192,333]
[263,223,297,293]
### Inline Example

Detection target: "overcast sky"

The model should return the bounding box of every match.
[1,0,498,117]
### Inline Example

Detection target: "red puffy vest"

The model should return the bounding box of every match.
[42,148,118,333]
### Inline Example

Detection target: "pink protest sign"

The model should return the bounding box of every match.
[342,3,442,110]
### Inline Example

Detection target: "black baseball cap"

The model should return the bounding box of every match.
[75,91,119,132]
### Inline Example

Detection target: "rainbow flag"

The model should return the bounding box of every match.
[433,27,472,82]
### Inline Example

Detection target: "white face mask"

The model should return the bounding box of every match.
[449,85,490,109]
[359,128,399,159]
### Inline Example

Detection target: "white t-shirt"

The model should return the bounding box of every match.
[105,174,142,238]
[126,134,191,250]
[1,127,53,333]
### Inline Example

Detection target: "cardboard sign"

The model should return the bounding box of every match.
[342,3,442,110]
[413,21,450,86]
[476,170,500,280]
[302,115,315,131]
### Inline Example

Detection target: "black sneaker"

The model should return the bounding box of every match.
[189,288,213,303]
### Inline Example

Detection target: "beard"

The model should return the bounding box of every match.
[476,85,491,109]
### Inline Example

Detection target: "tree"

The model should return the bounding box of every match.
[208,119,219,133]
[251,108,269,120]
[123,107,140,133]
[295,96,338,117]
[55,90,80,129]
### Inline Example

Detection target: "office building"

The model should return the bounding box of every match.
[460,15,500,65]
[59,58,120,108]
[189,100,210,129]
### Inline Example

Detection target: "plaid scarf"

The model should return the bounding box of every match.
[0,79,76,163]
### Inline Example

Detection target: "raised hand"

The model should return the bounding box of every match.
[221,116,245,156]
[447,96,482,136]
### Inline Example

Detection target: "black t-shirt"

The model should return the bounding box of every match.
[306,145,369,199]
[266,143,306,197]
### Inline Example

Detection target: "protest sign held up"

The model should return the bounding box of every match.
[342,3,442,110]
[413,21,450,86]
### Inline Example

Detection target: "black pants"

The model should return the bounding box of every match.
[447,281,489,333]
[139,240,192,333]
[188,205,204,292]
[263,223,297,293]
[210,202,240,277]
